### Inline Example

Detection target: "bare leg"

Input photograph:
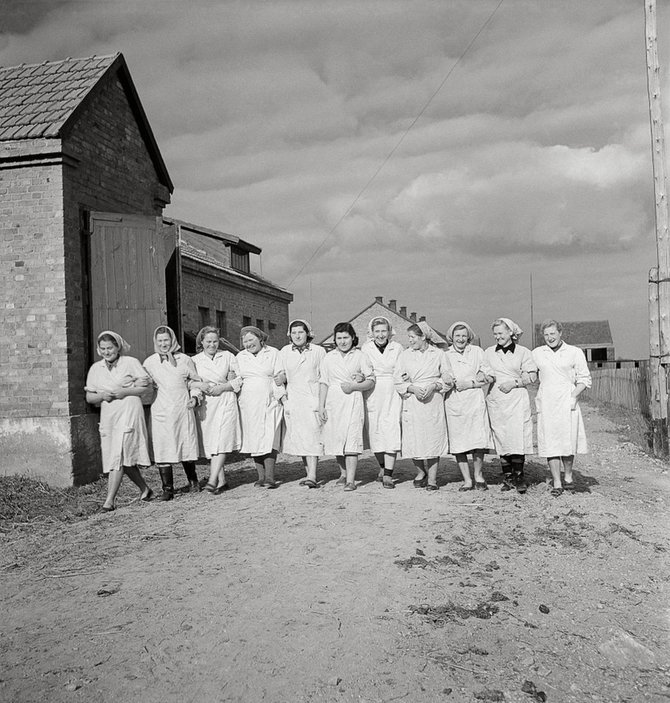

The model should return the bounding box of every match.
[305,455,318,483]
[207,453,227,488]
[254,456,266,485]
[455,453,472,487]
[562,455,575,484]
[382,452,396,487]
[103,469,124,509]
[472,450,486,484]
[374,452,385,480]
[123,465,151,500]
[547,457,563,489]
[345,454,358,488]
[336,456,347,484]
[426,457,439,487]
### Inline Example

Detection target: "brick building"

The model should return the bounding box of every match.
[0,53,174,485]
[320,296,448,349]
[167,218,293,351]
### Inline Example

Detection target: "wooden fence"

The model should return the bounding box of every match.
[584,361,651,418]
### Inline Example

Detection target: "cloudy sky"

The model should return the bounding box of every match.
[2,0,669,356]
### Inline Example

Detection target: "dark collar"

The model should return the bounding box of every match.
[292,343,311,353]
[495,342,516,354]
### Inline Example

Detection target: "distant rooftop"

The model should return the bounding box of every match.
[535,320,613,347]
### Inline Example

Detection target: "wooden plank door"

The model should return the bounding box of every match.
[89,213,177,362]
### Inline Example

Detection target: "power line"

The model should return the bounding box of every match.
[286,0,505,288]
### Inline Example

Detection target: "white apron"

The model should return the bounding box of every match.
[484,344,536,455]
[444,345,494,454]
[144,353,200,463]
[237,346,284,456]
[192,350,241,457]
[320,348,373,455]
[279,343,326,456]
[361,340,403,453]
[394,346,450,459]
[85,356,151,473]
[532,342,591,456]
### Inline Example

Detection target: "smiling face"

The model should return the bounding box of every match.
[493,324,512,348]
[408,330,426,350]
[372,323,390,346]
[452,327,469,351]
[290,324,308,348]
[156,332,173,354]
[243,332,263,354]
[98,339,120,364]
[202,332,220,357]
[543,325,562,349]
[335,331,353,352]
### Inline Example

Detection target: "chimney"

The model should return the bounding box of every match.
[375,296,383,304]
[400,306,407,317]
[410,312,417,322]
[419,315,426,322]
[389,299,397,311]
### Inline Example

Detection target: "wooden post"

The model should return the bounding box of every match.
[649,267,668,455]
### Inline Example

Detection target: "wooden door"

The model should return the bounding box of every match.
[89,213,177,361]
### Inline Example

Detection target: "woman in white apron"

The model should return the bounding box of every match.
[532,319,591,496]
[361,316,403,489]
[192,326,242,495]
[279,319,326,488]
[319,322,374,491]
[85,331,153,511]
[483,318,537,494]
[237,326,285,488]
[144,326,202,500]
[444,322,494,491]
[394,321,452,491]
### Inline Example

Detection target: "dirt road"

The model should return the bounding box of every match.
[1,401,669,703]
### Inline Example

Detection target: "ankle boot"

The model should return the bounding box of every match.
[157,464,174,501]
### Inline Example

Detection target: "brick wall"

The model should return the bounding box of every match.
[181,258,292,351]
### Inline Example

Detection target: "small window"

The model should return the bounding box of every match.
[269,322,277,332]
[231,246,250,273]
[216,310,227,337]
[256,319,264,331]
[243,315,251,327]
[198,306,210,328]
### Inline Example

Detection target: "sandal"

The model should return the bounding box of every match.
[413,476,428,488]
[204,482,218,493]
[550,487,563,497]
[140,489,154,502]
[100,505,115,512]
[425,484,439,491]
[213,483,230,494]
[459,485,474,492]
[300,479,319,489]
[382,477,395,489]
[265,481,279,489]
[475,481,488,491]
[335,476,347,486]
[343,482,357,492]
[253,480,265,488]
[563,481,576,492]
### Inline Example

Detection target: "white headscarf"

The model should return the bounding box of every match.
[495,317,523,340]
[96,330,131,357]
[417,320,437,344]
[446,321,475,345]
[287,318,314,338]
[367,316,395,340]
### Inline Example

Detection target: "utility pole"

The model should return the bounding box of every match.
[645,0,670,455]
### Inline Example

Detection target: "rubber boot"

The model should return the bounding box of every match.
[512,456,527,494]
[157,464,174,501]
[500,457,515,492]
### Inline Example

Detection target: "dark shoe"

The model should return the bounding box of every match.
[300,479,319,489]
[459,485,474,492]
[214,483,230,494]
[140,489,154,502]
[198,477,209,489]
[179,479,201,494]
[343,482,357,492]
[563,480,576,492]
[266,481,279,489]
[426,484,439,491]
[254,480,265,487]
[382,477,395,489]
[475,481,488,491]
[550,487,563,497]
[500,474,515,491]
[413,476,428,488]
[100,505,115,512]
[204,482,217,493]
[157,489,173,501]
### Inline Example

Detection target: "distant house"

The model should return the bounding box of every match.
[534,320,615,363]
[320,296,448,349]
[168,218,293,351]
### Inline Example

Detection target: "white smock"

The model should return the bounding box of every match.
[444,345,494,454]
[483,344,537,455]
[192,350,242,457]
[279,343,326,456]
[532,342,591,456]
[320,348,374,455]
[361,340,403,453]
[85,356,151,473]
[394,345,450,459]
[237,346,284,456]
[144,352,200,463]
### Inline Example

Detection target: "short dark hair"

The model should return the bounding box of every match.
[289,320,314,343]
[333,322,358,347]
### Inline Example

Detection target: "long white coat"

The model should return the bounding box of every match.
[192,350,242,457]
[237,346,284,456]
[394,345,450,459]
[532,342,591,456]
[279,343,326,456]
[320,348,373,455]
[444,345,494,454]
[85,356,151,473]
[483,344,537,455]
[361,340,403,453]
[144,353,200,463]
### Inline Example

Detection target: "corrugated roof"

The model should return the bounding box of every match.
[535,320,613,346]
[0,54,117,141]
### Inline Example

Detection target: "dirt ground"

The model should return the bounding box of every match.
[1,399,669,703]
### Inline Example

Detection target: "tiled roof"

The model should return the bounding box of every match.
[0,54,118,141]
[535,320,613,347]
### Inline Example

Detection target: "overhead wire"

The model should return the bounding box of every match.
[286,0,505,288]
